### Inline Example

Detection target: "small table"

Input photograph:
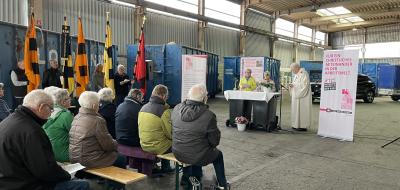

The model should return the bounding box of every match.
[224,90,280,132]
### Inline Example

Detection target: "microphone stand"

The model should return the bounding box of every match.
[276,84,292,132]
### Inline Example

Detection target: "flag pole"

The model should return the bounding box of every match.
[134,15,147,75]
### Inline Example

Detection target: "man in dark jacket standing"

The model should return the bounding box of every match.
[116,89,143,146]
[0,89,89,190]
[10,60,28,108]
[42,59,62,88]
[172,84,230,190]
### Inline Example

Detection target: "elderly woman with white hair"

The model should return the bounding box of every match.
[69,91,126,169]
[42,87,73,162]
[98,88,117,139]
[114,64,131,106]
[259,71,276,92]
[172,84,230,190]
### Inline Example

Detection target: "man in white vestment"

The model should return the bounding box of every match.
[289,63,312,131]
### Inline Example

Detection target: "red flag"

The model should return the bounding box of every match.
[135,31,146,96]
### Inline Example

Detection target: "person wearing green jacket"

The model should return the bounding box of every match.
[43,87,73,162]
[138,84,173,173]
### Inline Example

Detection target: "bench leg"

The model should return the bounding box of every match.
[175,164,180,190]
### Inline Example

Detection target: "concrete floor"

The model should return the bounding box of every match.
[91,93,400,190]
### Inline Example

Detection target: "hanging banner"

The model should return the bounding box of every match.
[181,55,207,101]
[240,57,264,82]
[317,50,359,141]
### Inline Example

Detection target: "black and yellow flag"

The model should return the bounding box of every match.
[24,13,40,92]
[103,13,114,92]
[74,17,89,97]
[61,16,74,94]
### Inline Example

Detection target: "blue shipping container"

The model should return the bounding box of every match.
[378,65,400,89]
[300,60,323,83]
[223,56,281,91]
[358,63,390,91]
[127,43,219,106]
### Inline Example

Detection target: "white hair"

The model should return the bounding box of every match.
[43,86,60,98]
[78,91,100,109]
[98,88,114,102]
[290,63,300,69]
[117,64,125,71]
[53,89,69,105]
[188,84,208,102]
[23,89,54,108]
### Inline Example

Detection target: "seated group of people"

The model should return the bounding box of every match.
[0,83,230,190]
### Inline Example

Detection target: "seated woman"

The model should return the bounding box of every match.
[0,83,11,122]
[98,88,117,139]
[42,87,73,162]
[69,91,125,169]
[259,71,276,92]
[239,69,257,91]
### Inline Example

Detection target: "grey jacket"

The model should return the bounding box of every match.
[69,107,118,169]
[171,100,221,166]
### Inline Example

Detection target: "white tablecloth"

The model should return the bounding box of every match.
[224,90,280,102]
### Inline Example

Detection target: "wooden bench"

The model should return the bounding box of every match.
[117,144,157,177]
[157,153,198,190]
[85,166,146,186]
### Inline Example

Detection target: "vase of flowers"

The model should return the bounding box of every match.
[235,116,249,132]
[259,82,273,93]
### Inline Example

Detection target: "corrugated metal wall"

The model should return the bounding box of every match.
[298,44,311,61]
[144,11,198,48]
[0,0,28,25]
[274,40,294,68]
[245,33,270,56]
[205,25,240,82]
[331,23,400,65]
[315,47,324,60]
[245,9,271,56]
[332,23,400,48]
[42,0,134,55]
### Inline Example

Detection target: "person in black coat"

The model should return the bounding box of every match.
[0,89,89,190]
[42,60,62,88]
[115,89,143,146]
[114,65,131,106]
[98,88,117,139]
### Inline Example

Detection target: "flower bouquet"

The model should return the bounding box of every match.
[235,116,248,132]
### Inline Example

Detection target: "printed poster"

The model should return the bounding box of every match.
[240,57,264,81]
[181,55,207,101]
[317,50,359,141]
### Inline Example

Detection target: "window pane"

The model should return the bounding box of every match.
[275,28,294,38]
[298,26,312,37]
[276,18,294,32]
[146,0,198,14]
[205,0,240,24]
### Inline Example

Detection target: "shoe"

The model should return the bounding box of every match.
[291,127,299,131]
[297,128,307,131]
[216,182,231,190]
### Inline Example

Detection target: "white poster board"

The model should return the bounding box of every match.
[240,57,264,81]
[317,50,359,141]
[181,55,207,101]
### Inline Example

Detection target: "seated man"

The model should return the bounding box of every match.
[239,68,257,91]
[0,89,89,190]
[116,89,144,147]
[172,84,230,190]
[138,84,173,172]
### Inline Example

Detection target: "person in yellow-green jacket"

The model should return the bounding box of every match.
[42,87,73,162]
[138,84,174,173]
[239,68,257,91]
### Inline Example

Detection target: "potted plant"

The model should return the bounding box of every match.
[259,82,274,92]
[235,116,249,132]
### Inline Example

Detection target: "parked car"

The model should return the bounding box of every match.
[312,74,376,103]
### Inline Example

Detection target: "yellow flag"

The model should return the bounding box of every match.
[24,13,40,92]
[103,13,114,92]
[74,17,89,97]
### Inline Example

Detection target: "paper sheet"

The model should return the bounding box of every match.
[60,163,85,174]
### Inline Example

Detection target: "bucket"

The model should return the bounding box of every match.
[237,123,246,132]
